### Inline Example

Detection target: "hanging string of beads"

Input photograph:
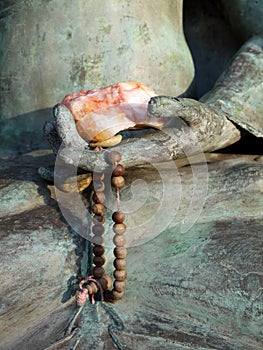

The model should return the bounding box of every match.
[104,151,127,303]
[77,150,127,305]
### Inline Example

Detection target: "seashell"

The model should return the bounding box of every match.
[89,134,123,148]
[61,82,164,143]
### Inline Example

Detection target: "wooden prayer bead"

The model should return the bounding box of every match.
[114,247,127,259]
[92,191,105,204]
[113,223,126,235]
[114,258,127,270]
[113,234,126,247]
[93,245,105,256]
[105,151,122,164]
[93,235,104,245]
[102,274,112,289]
[92,203,104,215]
[93,255,105,267]
[93,215,105,224]
[111,290,125,300]
[95,278,107,291]
[86,281,99,295]
[113,269,127,282]
[93,172,105,182]
[111,176,125,188]
[112,164,125,176]
[94,181,105,192]
[113,280,126,292]
[112,211,125,223]
[92,224,105,235]
[83,150,128,304]
[96,274,112,290]
[93,266,105,278]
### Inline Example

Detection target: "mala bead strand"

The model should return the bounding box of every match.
[105,151,127,303]
[77,171,111,306]
[77,150,127,305]
[91,173,112,290]
[91,174,106,279]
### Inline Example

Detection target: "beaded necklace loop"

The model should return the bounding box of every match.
[77,150,127,305]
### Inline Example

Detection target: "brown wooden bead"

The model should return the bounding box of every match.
[93,266,105,278]
[113,280,126,292]
[96,274,112,290]
[113,223,126,235]
[112,164,125,176]
[113,269,127,282]
[93,245,105,256]
[111,176,125,188]
[114,258,127,270]
[114,247,127,259]
[92,191,105,204]
[103,290,122,303]
[86,285,92,294]
[111,290,125,300]
[93,172,105,182]
[92,224,105,235]
[93,215,105,224]
[103,290,115,303]
[87,282,98,294]
[105,151,122,164]
[112,211,125,223]
[94,181,105,192]
[93,255,105,267]
[92,203,104,215]
[103,274,112,289]
[92,235,104,245]
[94,277,108,291]
[113,234,126,247]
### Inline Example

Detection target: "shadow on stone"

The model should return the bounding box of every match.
[0,108,53,157]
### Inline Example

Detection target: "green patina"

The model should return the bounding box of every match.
[70,53,105,88]
[133,23,151,44]
[117,44,130,56]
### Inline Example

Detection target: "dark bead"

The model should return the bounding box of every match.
[93,255,106,267]
[105,151,122,164]
[111,290,125,300]
[112,211,125,223]
[93,245,105,256]
[112,176,125,188]
[114,247,127,259]
[113,223,126,235]
[113,234,126,247]
[114,258,126,270]
[92,191,105,204]
[97,278,108,291]
[92,203,104,215]
[96,274,112,290]
[93,266,105,278]
[113,280,126,292]
[113,269,127,282]
[92,224,105,235]
[112,164,125,176]
[93,215,105,224]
